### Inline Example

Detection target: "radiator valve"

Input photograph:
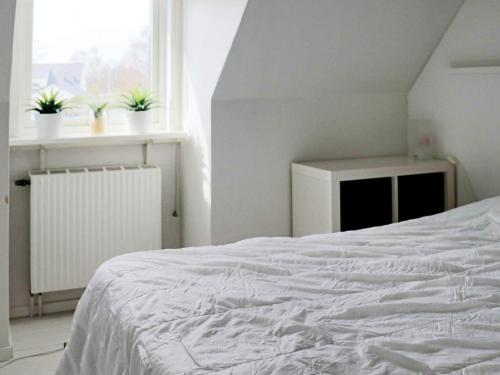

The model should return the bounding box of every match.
[15,179,31,187]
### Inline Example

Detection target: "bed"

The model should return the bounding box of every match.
[57,197,500,374]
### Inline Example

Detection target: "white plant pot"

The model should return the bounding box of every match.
[126,111,151,135]
[35,112,63,139]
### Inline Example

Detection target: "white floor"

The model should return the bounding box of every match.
[0,312,73,375]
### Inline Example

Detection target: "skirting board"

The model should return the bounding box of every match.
[10,298,79,319]
[0,344,13,362]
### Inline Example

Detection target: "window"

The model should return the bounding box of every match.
[10,0,181,138]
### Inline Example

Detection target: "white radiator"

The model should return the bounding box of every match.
[30,165,162,294]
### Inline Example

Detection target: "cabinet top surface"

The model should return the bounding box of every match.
[292,156,453,180]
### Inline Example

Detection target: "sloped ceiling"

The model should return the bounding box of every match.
[214,0,464,100]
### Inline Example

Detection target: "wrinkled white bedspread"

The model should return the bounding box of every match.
[57,197,500,375]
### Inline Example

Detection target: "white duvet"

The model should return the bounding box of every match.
[57,197,500,375]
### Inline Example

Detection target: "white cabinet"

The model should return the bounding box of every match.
[292,156,455,237]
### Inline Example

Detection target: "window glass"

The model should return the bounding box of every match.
[32,0,153,122]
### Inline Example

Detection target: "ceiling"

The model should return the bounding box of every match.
[214,0,465,100]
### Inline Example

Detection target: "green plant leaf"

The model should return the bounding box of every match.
[27,90,69,114]
[121,87,156,112]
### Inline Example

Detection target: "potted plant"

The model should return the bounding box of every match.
[121,88,155,135]
[28,90,69,139]
[88,101,108,135]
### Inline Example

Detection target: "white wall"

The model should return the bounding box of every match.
[9,144,180,317]
[0,0,16,361]
[210,0,463,244]
[212,95,408,244]
[409,0,500,205]
[181,0,247,246]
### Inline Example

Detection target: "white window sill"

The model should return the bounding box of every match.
[9,130,189,149]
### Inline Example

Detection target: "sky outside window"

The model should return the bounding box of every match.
[32,0,153,100]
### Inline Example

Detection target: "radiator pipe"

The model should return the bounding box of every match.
[172,143,180,218]
[38,294,43,317]
[29,293,34,318]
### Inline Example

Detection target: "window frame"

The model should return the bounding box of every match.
[10,0,181,139]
